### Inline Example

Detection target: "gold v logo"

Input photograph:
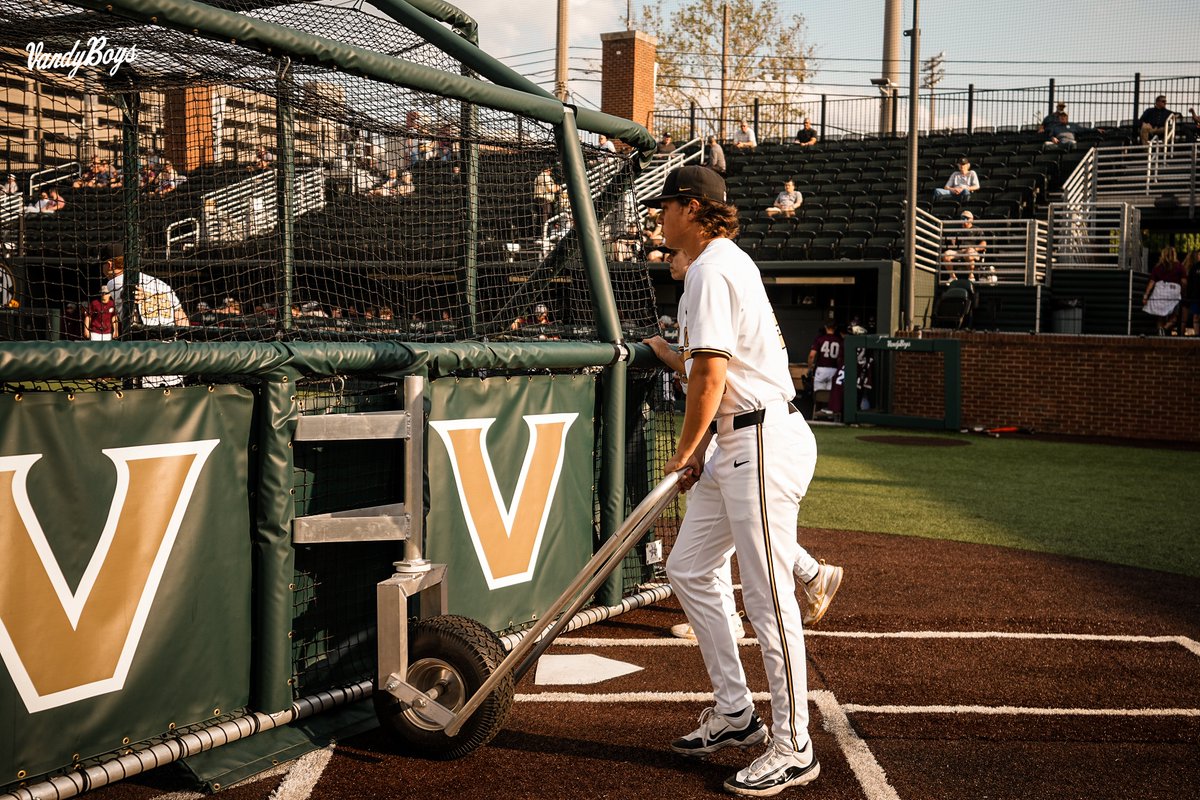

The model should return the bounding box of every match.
[0,440,219,713]
[430,414,577,590]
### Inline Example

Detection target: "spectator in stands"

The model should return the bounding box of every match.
[533,166,560,230]
[1142,246,1186,335]
[533,303,552,325]
[101,243,190,329]
[642,217,669,261]
[47,189,66,212]
[153,163,180,196]
[614,222,643,262]
[84,284,118,341]
[25,190,52,214]
[1043,112,1083,151]
[1039,102,1067,133]
[765,180,802,218]
[62,302,85,340]
[1,174,19,196]
[658,132,677,155]
[395,170,414,197]
[139,165,157,191]
[95,160,121,189]
[598,134,617,153]
[25,190,54,214]
[1182,249,1200,336]
[941,210,988,280]
[215,296,242,315]
[369,168,400,196]
[793,119,818,147]
[1139,95,1177,145]
[733,119,757,150]
[807,318,843,418]
[73,158,102,189]
[932,157,980,203]
[706,135,726,175]
[1186,108,1200,143]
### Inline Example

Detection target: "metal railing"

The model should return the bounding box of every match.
[912,205,943,277]
[1061,141,1199,209]
[29,162,79,195]
[165,217,199,258]
[1047,202,1142,272]
[655,74,1200,143]
[0,194,22,229]
[194,167,326,246]
[936,218,1048,285]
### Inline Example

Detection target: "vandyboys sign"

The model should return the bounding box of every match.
[26,36,138,78]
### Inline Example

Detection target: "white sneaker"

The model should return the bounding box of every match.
[670,706,768,757]
[724,739,820,796]
[800,561,843,626]
[670,611,746,640]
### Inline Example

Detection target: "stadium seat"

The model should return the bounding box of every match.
[809,235,842,260]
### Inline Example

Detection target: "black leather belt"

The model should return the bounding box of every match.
[710,403,798,434]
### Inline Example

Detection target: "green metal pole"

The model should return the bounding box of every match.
[276,60,295,330]
[461,79,479,336]
[116,91,140,338]
[556,108,626,605]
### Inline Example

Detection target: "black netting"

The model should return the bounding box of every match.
[0,0,655,346]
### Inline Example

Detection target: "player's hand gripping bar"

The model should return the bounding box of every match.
[437,470,685,736]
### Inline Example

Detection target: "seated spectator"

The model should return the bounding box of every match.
[1182,249,1200,336]
[153,163,180,196]
[533,166,560,229]
[1142,246,1186,335]
[215,296,242,315]
[25,191,53,214]
[706,135,726,175]
[1186,108,1200,143]
[642,218,668,261]
[369,168,400,196]
[658,132,677,155]
[73,158,102,189]
[138,165,157,191]
[95,160,122,189]
[765,180,802,218]
[598,134,617,153]
[614,222,643,262]
[1139,95,1176,145]
[1,174,20,196]
[793,118,818,147]
[940,210,988,280]
[932,157,979,203]
[1043,112,1086,151]
[249,146,275,173]
[1039,102,1067,133]
[190,300,220,326]
[47,189,66,212]
[733,119,757,150]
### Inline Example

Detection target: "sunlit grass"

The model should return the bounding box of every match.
[799,426,1199,577]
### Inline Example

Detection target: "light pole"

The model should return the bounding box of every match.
[871,77,896,137]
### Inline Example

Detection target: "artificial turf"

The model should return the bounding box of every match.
[799,426,1199,578]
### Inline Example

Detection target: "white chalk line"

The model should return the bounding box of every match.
[152,745,333,800]
[812,690,901,800]
[842,704,1200,717]
[553,631,1200,659]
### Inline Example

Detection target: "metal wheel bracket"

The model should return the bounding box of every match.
[381,675,456,729]
[377,564,448,688]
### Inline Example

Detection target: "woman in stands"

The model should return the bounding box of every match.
[1182,249,1200,336]
[1143,246,1186,335]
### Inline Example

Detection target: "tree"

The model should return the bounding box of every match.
[628,0,815,133]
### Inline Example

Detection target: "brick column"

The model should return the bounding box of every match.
[600,30,657,133]
[163,86,213,172]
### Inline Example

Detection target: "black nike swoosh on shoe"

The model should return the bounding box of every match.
[733,459,750,468]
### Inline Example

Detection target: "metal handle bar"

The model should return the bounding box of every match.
[441,470,684,736]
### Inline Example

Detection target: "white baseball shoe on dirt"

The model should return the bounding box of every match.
[670,611,746,640]
[723,739,820,796]
[671,706,769,757]
[800,560,843,626]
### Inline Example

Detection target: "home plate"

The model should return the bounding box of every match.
[534,654,643,685]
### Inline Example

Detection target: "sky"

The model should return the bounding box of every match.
[433,0,1200,112]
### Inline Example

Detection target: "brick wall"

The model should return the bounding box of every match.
[892,332,1200,442]
[600,30,657,132]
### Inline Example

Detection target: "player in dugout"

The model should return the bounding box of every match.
[647,165,842,797]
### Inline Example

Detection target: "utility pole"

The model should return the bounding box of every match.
[880,0,903,137]
[720,1,729,140]
[627,0,633,31]
[923,51,945,132]
[555,0,569,102]
[904,0,921,331]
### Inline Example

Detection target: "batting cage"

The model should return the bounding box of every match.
[0,0,684,794]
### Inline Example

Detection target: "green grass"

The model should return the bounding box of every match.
[798,427,1200,578]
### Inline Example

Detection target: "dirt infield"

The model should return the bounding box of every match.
[84,528,1200,800]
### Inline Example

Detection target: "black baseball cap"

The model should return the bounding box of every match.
[642,166,727,208]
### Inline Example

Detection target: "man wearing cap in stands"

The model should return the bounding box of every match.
[941,210,988,280]
[1139,95,1177,145]
[932,157,980,203]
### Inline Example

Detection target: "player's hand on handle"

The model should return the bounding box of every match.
[665,449,703,491]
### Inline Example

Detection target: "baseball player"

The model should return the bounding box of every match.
[650,166,839,796]
[807,319,842,418]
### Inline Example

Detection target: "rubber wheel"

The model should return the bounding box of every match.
[374,615,514,760]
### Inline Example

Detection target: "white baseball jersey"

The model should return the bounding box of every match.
[106,271,183,326]
[678,237,794,416]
